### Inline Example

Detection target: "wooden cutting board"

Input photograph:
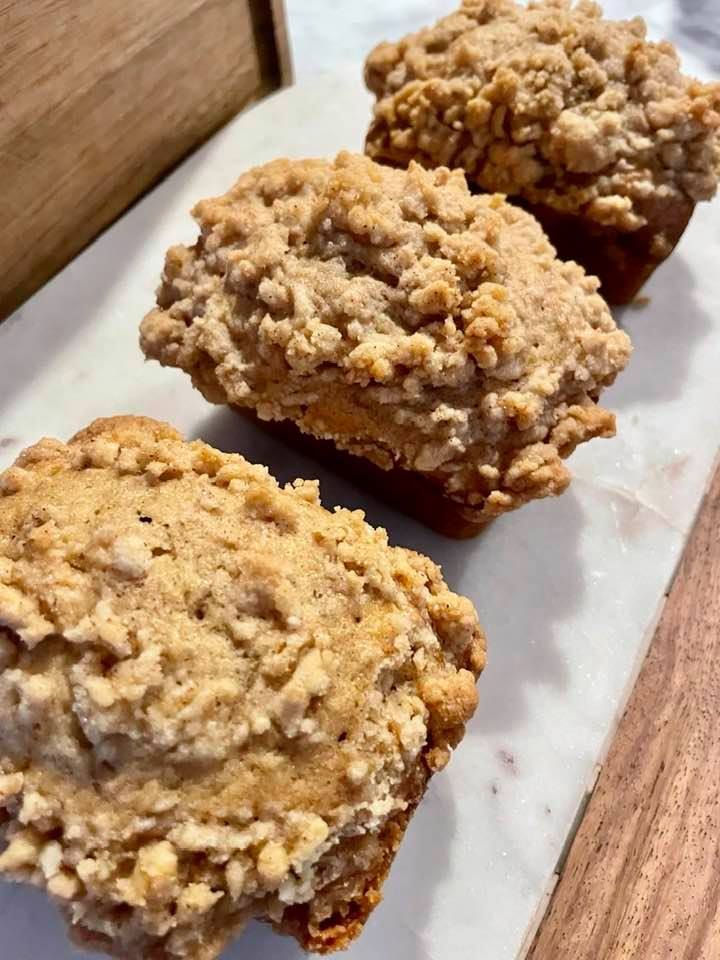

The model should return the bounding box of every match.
[0,0,290,319]
[529,461,720,959]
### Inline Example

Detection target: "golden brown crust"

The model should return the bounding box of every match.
[364,0,720,302]
[140,152,631,526]
[0,416,485,959]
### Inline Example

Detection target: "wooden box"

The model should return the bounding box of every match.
[0,0,291,319]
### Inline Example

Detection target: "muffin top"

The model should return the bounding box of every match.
[365,0,720,229]
[141,152,630,519]
[0,416,484,959]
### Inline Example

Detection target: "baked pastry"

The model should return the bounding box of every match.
[364,0,720,303]
[140,152,631,536]
[0,416,485,959]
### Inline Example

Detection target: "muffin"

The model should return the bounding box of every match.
[140,152,631,536]
[364,0,720,303]
[0,416,485,959]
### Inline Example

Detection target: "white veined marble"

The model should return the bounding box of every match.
[0,4,718,959]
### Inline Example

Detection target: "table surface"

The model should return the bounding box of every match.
[1,3,719,959]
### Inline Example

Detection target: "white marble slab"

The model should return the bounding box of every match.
[1,8,719,959]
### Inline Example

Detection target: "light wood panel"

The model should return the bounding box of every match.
[0,0,288,318]
[530,462,720,959]
[270,0,293,85]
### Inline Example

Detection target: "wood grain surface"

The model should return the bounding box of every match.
[270,0,293,85]
[0,0,287,319]
[529,461,720,960]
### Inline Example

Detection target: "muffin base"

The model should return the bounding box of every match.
[236,410,488,539]
[513,195,694,305]
[66,804,417,958]
[275,781,422,952]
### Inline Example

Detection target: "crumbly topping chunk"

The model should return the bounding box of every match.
[365,0,720,229]
[141,152,630,521]
[0,417,484,959]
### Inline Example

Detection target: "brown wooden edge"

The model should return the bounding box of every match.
[269,0,294,85]
[528,456,720,959]
[0,0,292,322]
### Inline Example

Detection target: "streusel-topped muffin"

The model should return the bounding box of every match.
[365,0,720,302]
[141,152,631,535]
[0,416,485,958]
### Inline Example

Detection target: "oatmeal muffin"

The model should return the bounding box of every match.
[0,416,485,959]
[364,0,720,303]
[140,152,631,536]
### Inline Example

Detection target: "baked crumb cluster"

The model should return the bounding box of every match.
[365,0,720,230]
[141,151,630,522]
[0,417,485,959]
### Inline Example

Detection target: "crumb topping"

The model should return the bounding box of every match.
[140,152,631,522]
[0,417,485,959]
[365,0,720,229]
